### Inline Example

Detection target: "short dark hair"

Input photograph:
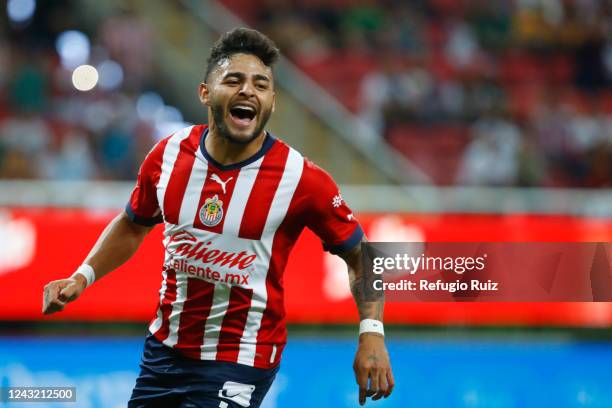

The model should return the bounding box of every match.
[205,28,280,81]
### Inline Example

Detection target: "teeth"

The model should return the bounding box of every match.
[233,105,255,112]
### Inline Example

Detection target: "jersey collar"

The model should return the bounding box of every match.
[199,127,276,171]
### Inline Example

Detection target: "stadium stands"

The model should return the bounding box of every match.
[1,0,611,187]
[220,0,612,187]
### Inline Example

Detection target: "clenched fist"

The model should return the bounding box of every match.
[42,274,87,315]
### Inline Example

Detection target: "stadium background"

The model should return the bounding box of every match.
[1,0,611,406]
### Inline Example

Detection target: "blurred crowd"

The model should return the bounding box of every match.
[225,0,612,187]
[0,1,158,181]
[2,0,611,187]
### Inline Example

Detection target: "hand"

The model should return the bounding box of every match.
[353,333,394,405]
[42,275,87,315]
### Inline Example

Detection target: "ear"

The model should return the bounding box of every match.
[271,92,276,113]
[199,83,210,106]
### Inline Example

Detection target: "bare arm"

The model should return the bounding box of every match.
[83,211,154,279]
[340,239,394,406]
[42,211,154,314]
[342,240,384,322]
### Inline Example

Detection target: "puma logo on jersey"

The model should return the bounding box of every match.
[211,173,233,194]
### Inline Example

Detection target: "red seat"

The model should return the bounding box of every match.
[506,83,545,120]
[499,52,546,84]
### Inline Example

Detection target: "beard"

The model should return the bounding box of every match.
[210,103,272,145]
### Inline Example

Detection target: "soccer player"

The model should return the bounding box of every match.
[42,28,394,407]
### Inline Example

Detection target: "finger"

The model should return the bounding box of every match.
[42,288,50,313]
[368,369,379,397]
[50,300,66,311]
[384,369,395,398]
[48,296,66,309]
[42,284,60,312]
[44,283,60,298]
[43,299,66,314]
[45,280,70,297]
[59,284,77,302]
[44,280,75,308]
[356,370,368,406]
[372,371,387,401]
[43,282,68,313]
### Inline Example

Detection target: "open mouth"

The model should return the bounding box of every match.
[229,105,257,127]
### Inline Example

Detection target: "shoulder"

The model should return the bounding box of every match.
[261,136,338,195]
[146,124,207,163]
[162,124,206,151]
[300,157,338,193]
[264,136,306,177]
[290,155,341,212]
[138,125,205,177]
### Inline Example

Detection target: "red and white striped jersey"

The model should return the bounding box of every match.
[126,125,362,369]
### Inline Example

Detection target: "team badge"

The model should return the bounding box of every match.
[199,195,224,227]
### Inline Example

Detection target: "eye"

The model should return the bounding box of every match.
[256,82,269,90]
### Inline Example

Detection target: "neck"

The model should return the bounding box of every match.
[205,121,266,166]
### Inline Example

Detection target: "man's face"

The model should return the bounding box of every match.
[200,53,275,145]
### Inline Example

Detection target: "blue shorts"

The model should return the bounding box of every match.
[128,334,279,408]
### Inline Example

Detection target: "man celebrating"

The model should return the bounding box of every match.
[42,28,394,407]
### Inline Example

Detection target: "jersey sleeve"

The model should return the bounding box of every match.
[298,159,364,254]
[125,139,167,226]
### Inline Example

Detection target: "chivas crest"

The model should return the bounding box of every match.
[199,195,224,227]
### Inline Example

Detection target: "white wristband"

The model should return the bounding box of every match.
[359,319,384,336]
[72,264,95,287]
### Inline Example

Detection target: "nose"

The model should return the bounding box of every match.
[238,81,255,97]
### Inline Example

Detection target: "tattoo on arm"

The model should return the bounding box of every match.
[341,238,384,321]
